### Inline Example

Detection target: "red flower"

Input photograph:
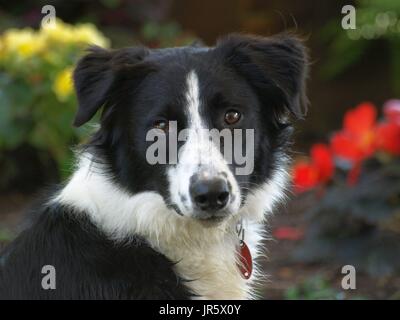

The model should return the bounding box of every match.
[376,122,400,156]
[331,132,363,161]
[311,144,334,182]
[383,100,400,125]
[331,102,377,163]
[293,100,400,191]
[293,162,318,193]
[344,102,376,135]
[292,144,334,193]
[273,226,304,241]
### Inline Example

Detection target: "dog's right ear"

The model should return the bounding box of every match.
[215,33,308,122]
[73,46,150,127]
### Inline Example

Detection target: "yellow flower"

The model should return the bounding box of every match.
[41,19,75,44]
[40,19,109,48]
[0,19,109,64]
[73,23,110,48]
[53,67,73,102]
[1,28,45,58]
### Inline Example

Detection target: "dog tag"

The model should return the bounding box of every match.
[237,240,252,280]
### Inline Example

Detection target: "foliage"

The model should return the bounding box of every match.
[0,227,14,242]
[292,101,400,276]
[0,19,110,181]
[285,275,368,300]
[321,0,400,93]
[285,276,347,300]
[139,21,196,48]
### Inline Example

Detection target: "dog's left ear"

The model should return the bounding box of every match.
[73,46,151,127]
[216,33,308,120]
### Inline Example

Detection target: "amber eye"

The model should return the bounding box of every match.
[153,120,169,132]
[224,110,241,125]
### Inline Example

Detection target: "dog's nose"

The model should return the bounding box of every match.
[189,175,230,212]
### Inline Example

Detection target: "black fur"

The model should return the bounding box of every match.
[0,199,190,299]
[0,33,307,299]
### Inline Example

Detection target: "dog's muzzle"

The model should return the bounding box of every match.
[189,170,231,220]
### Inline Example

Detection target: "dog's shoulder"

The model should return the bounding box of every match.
[0,196,191,299]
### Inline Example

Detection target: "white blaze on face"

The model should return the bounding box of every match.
[168,70,241,217]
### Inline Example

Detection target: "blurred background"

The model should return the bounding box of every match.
[0,0,399,299]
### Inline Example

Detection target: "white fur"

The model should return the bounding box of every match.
[239,161,290,222]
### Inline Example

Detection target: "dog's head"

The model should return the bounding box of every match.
[73,34,308,225]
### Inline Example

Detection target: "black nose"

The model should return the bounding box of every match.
[189,175,230,212]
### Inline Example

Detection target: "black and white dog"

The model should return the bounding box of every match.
[0,33,307,299]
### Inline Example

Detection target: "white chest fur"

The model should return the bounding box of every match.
[53,156,287,299]
[146,219,263,300]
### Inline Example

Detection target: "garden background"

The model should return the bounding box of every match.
[0,0,399,299]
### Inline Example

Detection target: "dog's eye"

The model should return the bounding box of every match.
[224,110,241,125]
[153,120,169,132]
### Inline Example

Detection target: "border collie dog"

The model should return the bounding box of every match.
[0,33,307,299]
